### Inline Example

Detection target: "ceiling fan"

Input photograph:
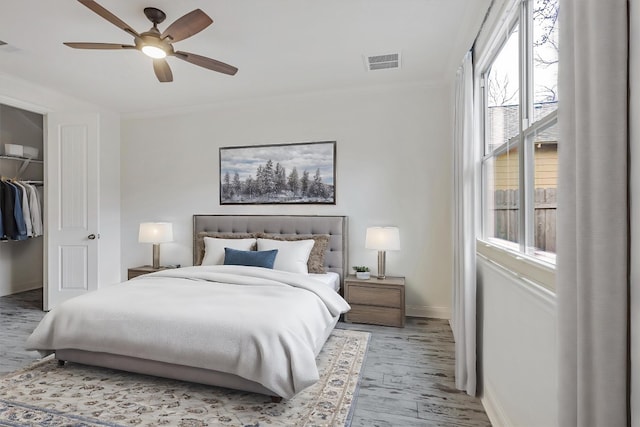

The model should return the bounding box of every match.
[64,0,238,82]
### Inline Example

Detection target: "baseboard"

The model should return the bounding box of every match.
[0,281,43,298]
[481,378,514,427]
[406,305,450,319]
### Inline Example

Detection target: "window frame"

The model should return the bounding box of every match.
[478,0,558,271]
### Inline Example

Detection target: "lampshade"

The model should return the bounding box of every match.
[138,222,173,244]
[365,226,400,251]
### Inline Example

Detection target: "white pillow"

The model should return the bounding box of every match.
[257,238,315,274]
[202,237,256,265]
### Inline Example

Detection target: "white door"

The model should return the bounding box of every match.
[45,113,99,311]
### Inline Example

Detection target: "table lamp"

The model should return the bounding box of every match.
[139,222,173,269]
[365,226,400,279]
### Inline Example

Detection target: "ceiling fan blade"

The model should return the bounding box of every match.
[161,9,213,43]
[64,42,135,50]
[77,0,140,38]
[174,51,238,75]
[153,59,173,82]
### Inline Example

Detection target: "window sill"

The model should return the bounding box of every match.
[476,239,556,293]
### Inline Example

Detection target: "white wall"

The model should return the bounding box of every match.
[0,72,100,113]
[121,83,454,317]
[97,111,121,288]
[477,257,558,426]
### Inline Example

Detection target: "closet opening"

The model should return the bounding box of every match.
[0,103,45,300]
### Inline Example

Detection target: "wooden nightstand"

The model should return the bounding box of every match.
[344,275,405,327]
[127,265,176,280]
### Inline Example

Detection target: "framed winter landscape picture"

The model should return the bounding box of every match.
[219,141,336,205]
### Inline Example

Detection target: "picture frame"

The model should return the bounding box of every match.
[219,141,336,205]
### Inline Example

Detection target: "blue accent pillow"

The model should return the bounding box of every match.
[223,247,278,269]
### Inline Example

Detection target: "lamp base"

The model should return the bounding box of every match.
[377,250,387,279]
[152,244,160,269]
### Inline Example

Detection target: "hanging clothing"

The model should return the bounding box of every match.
[25,183,43,237]
[5,181,27,241]
[0,179,43,241]
[13,181,33,237]
[35,185,44,236]
[0,181,17,240]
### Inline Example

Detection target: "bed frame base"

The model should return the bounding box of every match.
[55,349,280,400]
[54,315,339,402]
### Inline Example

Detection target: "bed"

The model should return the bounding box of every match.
[26,215,349,400]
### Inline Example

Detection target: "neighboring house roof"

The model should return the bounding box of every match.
[487,102,558,151]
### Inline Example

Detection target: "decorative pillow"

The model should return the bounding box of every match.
[223,247,278,269]
[257,238,315,274]
[256,233,330,274]
[201,237,257,266]
[195,232,256,265]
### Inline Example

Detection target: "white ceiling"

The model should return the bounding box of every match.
[0,0,490,115]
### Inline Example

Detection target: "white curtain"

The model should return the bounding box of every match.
[557,0,629,425]
[452,50,476,396]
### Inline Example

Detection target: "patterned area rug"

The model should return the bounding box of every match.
[0,329,369,427]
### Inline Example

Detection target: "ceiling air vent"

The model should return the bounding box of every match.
[366,53,400,71]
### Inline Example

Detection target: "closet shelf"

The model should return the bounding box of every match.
[0,155,43,164]
[0,155,43,177]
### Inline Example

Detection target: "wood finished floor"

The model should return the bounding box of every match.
[0,289,491,426]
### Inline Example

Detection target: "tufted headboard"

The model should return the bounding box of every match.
[193,215,348,286]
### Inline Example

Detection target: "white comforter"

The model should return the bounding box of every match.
[26,265,351,398]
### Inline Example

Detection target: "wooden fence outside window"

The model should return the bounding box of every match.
[492,188,557,253]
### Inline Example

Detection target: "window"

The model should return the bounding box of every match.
[480,0,559,264]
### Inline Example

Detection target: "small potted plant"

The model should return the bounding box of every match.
[352,266,370,280]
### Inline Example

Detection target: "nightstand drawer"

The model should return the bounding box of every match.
[346,304,403,327]
[128,270,149,280]
[128,266,176,280]
[348,284,402,308]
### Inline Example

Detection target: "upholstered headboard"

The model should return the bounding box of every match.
[193,215,348,285]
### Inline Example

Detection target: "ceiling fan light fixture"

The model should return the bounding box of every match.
[64,1,238,82]
[142,44,166,59]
